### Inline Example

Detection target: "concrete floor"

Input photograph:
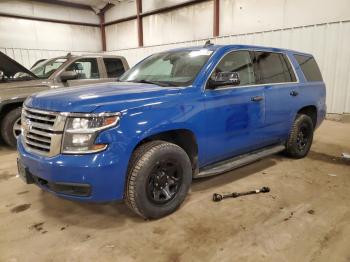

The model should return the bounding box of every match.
[0,120,349,262]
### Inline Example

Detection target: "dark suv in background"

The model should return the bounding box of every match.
[0,52,129,147]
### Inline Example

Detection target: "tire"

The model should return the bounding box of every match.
[125,141,192,219]
[285,114,314,159]
[1,107,22,148]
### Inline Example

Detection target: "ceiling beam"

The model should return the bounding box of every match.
[103,0,211,27]
[98,3,115,52]
[213,0,220,37]
[100,3,114,14]
[30,0,94,11]
[136,0,143,47]
[104,15,137,26]
[99,13,107,51]
[0,12,99,27]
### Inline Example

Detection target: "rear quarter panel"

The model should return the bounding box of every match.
[287,52,326,129]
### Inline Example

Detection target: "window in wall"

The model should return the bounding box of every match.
[103,58,125,78]
[211,51,256,86]
[253,52,296,84]
[66,58,100,79]
[294,54,323,82]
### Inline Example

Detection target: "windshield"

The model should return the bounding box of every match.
[120,49,213,86]
[31,58,67,78]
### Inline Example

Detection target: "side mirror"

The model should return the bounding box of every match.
[208,72,240,89]
[60,71,78,82]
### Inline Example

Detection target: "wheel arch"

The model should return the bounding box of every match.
[131,128,199,174]
[0,99,24,126]
[297,105,317,128]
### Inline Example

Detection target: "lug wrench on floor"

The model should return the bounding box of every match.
[213,187,270,202]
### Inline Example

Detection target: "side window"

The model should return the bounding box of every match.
[253,52,296,84]
[66,58,100,79]
[212,51,256,86]
[294,54,323,82]
[103,58,125,78]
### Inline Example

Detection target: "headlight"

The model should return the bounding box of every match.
[62,113,120,154]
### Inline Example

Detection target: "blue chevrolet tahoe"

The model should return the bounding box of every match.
[17,44,326,219]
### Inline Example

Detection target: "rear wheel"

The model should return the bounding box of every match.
[1,107,22,148]
[125,141,192,219]
[285,114,314,158]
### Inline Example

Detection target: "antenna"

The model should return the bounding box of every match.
[204,40,213,47]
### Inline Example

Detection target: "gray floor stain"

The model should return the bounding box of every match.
[10,203,31,213]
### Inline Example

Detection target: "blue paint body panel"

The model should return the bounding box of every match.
[18,44,326,202]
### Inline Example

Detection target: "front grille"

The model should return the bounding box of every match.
[22,107,66,157]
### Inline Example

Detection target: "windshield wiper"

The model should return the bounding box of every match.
[127,80,177,87]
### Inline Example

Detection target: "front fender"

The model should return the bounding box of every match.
[95,91,205,164]
[93,98,204,192]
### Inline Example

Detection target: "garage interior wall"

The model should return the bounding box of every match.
[0,0,101,69]
[105,0,350,114]
[0,0,349,114]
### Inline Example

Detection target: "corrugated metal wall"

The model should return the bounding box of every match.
[0,17,102,52]
[0,47,98,70]
[107,20,350,114]
[0,1,101,69]
[1,0,349,114]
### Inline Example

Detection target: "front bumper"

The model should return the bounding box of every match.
[17,138,129,202]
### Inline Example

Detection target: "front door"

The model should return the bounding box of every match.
[64,58,106,87]
[203,50,267,165]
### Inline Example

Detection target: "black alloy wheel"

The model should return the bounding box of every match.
[146,159,182,204]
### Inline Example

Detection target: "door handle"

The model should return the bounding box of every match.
[290,90,299,96]
[251,96,264,102]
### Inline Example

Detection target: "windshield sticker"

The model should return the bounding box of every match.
[189,49,213,57]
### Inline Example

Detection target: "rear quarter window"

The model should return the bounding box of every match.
[294,54,323,82]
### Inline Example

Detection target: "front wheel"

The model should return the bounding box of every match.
[1,107,22,148]
[125,141,192,219]
[285,114,314,158]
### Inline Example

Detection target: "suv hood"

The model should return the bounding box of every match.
[25,82,183,113]
[0,51,38,80]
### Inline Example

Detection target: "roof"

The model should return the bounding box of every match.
[44,53,126,62]
[169,44,313,57]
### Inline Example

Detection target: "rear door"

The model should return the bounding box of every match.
[252,51,300,143]
[203,50,267,164]
[103,57,127,80]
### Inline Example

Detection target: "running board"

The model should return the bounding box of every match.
[195,144,285,178]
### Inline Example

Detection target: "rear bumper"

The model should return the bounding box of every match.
[316,104,327,129]
[17,138,129,202]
